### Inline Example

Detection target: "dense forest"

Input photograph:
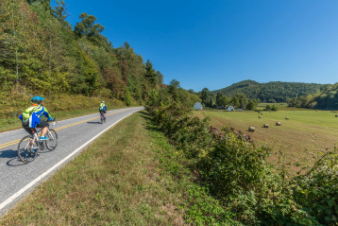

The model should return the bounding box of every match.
[288,83,338,109]
[0,0,199,121]
[212,80,327,103]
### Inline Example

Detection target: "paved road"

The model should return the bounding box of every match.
[0,107,143,216]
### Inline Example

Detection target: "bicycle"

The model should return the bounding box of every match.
[17,119,58,164]
[100,111,106,124]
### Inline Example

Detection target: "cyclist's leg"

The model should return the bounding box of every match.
[22,121,34,145]
[37,121,49,137]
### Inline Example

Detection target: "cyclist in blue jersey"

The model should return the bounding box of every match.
[99,101,107,119]
[19,96,53,141]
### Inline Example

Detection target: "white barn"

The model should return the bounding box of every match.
[226,106,235,111]
[194,102,203,111]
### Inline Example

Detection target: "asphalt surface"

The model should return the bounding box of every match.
[0,107,143,216]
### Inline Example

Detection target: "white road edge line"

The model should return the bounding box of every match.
[0,108,141,212]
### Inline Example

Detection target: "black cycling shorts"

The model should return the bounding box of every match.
[22,120,49,135]
[99,110,106,114]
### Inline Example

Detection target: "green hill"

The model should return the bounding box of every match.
[212,80,327,103]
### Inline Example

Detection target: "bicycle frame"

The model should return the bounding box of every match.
[22,133,39,154]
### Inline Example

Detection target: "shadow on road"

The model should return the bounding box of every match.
[0,149,17,159]
[87,121,101,124]
[1,147,50,167]
[7,157,27,167]
[0,149,27,167]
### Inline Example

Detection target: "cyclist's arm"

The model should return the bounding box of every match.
[43,108,53,121]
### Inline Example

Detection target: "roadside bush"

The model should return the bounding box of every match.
[147,101,338,225]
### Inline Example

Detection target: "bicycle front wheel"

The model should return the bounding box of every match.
[18,135,38,164]
[46,129,58,151]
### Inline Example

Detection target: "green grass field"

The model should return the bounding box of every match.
[256,102,288,110]
[195,107,338,171]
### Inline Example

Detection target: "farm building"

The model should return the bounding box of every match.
[194,102,203,111]
[226,106,235,111]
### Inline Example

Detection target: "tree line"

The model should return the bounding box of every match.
[212,80,326,103]
[199,87,260,110]
[0,0,198,106]
[288,83,338,109]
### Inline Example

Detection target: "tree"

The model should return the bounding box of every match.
[231,93,248,108]
[74,13,104,38]
[216,92,230,107]
[53,0,70,29]
[124,88,132,106]
[32,2,69,92]
[266,104,271,110]
[271,105,278,111]
[6,0,24,87]
[27,0,52,12]
[156,71,163,85]
[246,100,257,110]
[167,79,181,101]
[145,60,157,87]
[74,13,112,50]
[201,88,210,105]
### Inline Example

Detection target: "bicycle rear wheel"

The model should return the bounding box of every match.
[46,129,58,151]
[18,135,38,164]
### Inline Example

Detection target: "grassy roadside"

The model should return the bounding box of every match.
[0,105,137,133]
[0,111,229,225]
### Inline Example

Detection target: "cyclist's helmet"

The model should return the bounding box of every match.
[31,96,45,103]
[102,101,105,103]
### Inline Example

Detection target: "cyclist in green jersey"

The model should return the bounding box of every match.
[99,101,107,118]
[19,96,53,141]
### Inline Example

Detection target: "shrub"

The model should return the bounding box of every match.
[271,105,278,111]
[246,100,257,110]
[266,105,271,110]
[147,101,338,225]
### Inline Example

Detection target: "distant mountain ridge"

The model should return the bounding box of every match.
[212,80,328,103]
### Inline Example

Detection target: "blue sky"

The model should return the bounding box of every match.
[53,0,338,92]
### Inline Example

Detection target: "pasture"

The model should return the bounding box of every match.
[194,108,338,170]
[256,102,288,110]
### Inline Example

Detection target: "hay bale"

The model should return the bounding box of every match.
[285,117,289,120]
[248,126,255,132]
[276,122,281,126]
[264,124,269,128]
[336,114,338,117]
[258,116,262,118]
